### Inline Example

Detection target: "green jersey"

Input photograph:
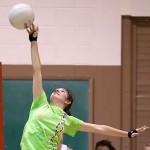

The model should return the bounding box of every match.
[20,91,83,150]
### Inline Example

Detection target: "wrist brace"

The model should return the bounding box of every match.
[29,31,38,42]
[128,129,138,138]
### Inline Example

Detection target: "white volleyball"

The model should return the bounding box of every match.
[9,3,35,29]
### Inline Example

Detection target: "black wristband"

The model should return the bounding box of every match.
[128,129,138,138]
[29,32,37,42]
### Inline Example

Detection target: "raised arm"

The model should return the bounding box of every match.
[27,24,43,99]
[79,122,149,138]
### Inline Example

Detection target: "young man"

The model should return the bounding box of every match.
[144,144,150,150]
[95,139,115,150]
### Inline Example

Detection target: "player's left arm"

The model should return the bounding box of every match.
[78,122,149,138]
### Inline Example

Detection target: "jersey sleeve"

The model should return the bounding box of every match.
[30,91,48,110]
[64,116,83,137]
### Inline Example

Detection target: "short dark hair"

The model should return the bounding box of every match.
[95,140,116,150]
[145,144,150,147]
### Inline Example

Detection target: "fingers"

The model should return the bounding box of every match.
[36,26,39,32]
[136,125,149,133]
[26,24,38,34]
[26,28,30,34]
[141,125,149,132]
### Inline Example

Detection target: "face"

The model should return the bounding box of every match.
[144,146,150,150]
[50,88,69,104]
[96,146,110,150]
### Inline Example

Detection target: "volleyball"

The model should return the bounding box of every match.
[8,3,35,30]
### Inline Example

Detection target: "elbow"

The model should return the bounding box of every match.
[33,65,41,72]
[33,67,41,76]
[90,125,104,134]
[94,125,108,134]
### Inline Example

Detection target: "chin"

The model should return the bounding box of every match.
[50,96,58,103]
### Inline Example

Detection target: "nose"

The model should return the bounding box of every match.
[55,89,60,94]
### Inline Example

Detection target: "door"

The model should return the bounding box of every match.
[122,16,150,150]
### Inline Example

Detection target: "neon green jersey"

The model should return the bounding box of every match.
[20,91,83,150]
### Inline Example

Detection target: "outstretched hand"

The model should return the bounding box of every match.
[26,24,38,42]
[27,24,38,35]
[136,125,149,133]
[131,125,149,138]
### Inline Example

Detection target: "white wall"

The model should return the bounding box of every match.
[0,0,150,65]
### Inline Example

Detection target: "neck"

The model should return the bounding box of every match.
[50,101,65,110]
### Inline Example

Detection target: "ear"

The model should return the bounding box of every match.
[65,100,71,105]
